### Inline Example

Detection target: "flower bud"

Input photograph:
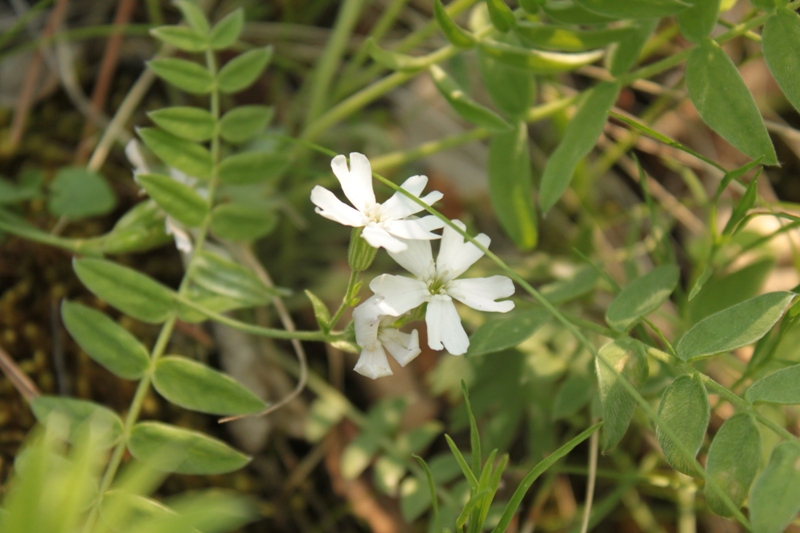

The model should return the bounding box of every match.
[348,227,377,272]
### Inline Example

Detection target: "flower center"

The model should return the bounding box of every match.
[364,203,385,223]
[427,277,449,295]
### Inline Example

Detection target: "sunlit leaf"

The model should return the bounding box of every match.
[514,22,632,52]
[486,0,516,32]
[209,8,244,50]
[176,0,210,34]
[366,38,428,71]
[542,0,617,24]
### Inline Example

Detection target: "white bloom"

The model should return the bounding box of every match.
[370,220,515,355]
[310,152,445,253]
[352,296,421,379]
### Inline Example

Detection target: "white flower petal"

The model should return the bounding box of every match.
[379,327,421,367]
[125,139,150,175]
[362,224,407,252]
[370,274,429,315]
[447,276,516,312]
[311,185,365,227]
[353,296,382,347]
[386,238,435,278]
[165,217,192,253]
[426,294,469,355]
[385,217,443,241]
[331,153,376,213]
[436,220,490,280]
[354,343,393,379]
[381,175,442,219]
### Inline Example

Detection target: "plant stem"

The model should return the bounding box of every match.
[329,269,360,328]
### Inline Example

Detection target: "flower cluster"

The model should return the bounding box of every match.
[312,152,515,379]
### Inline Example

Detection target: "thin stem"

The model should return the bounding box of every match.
[329,269,360,328]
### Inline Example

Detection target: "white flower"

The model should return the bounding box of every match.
[310,152,445,253]
[370,220,515,355]
[352,296,421,379]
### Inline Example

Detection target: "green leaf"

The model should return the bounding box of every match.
[209,8,244,50]
[677,0,720,43]
[542,0,617,24]
[607,19,658,75]
[138,128,212,179]
[539,81,619,211]
[686,39,777,165]
[0,175,41,205]
[552,373,594,420]
[429,64,511,131]
[714,158,762,200]
[31,396,123,449]
[746,363,800,404]
[218,151,290,185]
[176,0,210,34]
[466,307,550,356]
[136,173,208,228]
[749,441,800,533]
[490,422,601,533]
[128,421,250,474]
[149,26,208,52]
[192,250,283,305]
[541,265,599,304]
[73,258,175,324]
[305,290,331,333]
[487,122,538,250]
[366,38,429,71]
[655,375,709,475]
[605,264,679,332]
[575,0,690,18]
[477,45,533,118]
[47,167,116,220]
[219,105,274,144]
[61,300,150,380]
[721,172,759,235]
[153,356,266,416]
[209,203,277,241]
[596,339,648,450]
[217,47,273,94]
[478,40,604,73]
[514,22,632,52]
[148,107,214,142]
[486,0,516,32]
[763,8,800,115]
[147,58,213,94]
[96,200,171,254]
[676,291,794,361]
[433,0,476,48]
[705,413,760,516]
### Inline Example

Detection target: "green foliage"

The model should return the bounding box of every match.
[209,203,277,241]
[73,258,175,324]
[217,47,273,93]
[153,356,266,416]
[762,7,800,114]
[487,122,538,250]
[746,363,800,404]
[539,81,619,211]
[605,264,679,332]
[217,151,289,185]
[574,0,690,18]
[677,292,794,361]
[218,105,274,144]
[48,167,116,219]
[429,64,511,131]
[147,107,215,142]
[749,442,800,533]
[655,375,710,475]
[128,422,250,475]
[465,307,550,356]
[136,173,208,227]
[209,9,244,50]
[30,396,123,449]
[477,40,604,73]
[137,127,213,179]
[596,338,648,450]
[705,413,760,516]
[433,0,477,48]
[677,0,721,43]
[686,39,777,165]
[147,58,214,94]
[61,300,151,380]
